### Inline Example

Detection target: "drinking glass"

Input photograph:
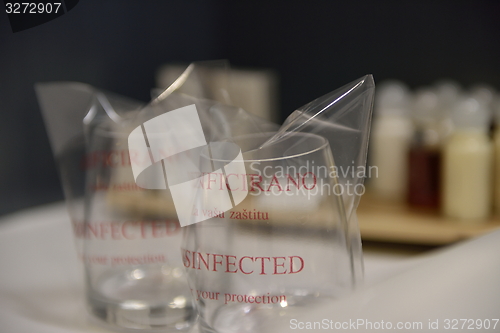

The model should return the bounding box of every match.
[182,132,358,333]
[68,119,196,331]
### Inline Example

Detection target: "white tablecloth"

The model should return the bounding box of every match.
[0,202,497,332]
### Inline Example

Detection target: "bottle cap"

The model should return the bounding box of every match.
[451,96,491,130]
[413,88,439,123]
[434,80,461,112]
[375,80,411,116]
[470,84,496,110]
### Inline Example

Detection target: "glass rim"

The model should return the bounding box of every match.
[91,126,330,163]
[203,132,329,163]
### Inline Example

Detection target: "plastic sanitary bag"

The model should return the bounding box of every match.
[36,62,374,333]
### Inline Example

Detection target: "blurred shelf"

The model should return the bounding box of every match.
[109,189,500,246]
[358,193,500,245]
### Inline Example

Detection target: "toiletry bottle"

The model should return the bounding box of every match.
[434,80,461,141]
[442,96,492,221]
[370,81,413,200]
[492,96,500,215]
[408,89,441,209]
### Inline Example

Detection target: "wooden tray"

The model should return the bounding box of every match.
[357,193,500,245]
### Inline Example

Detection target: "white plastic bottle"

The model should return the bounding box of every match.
[442,96,492,221]
[370,81,413,200]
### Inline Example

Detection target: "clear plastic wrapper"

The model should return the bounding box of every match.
[175,73,374,332]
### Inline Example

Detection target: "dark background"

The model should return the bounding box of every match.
[1,0,499,216]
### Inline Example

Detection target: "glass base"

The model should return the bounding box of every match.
[87,265,196,331]
[198,293,332,333]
